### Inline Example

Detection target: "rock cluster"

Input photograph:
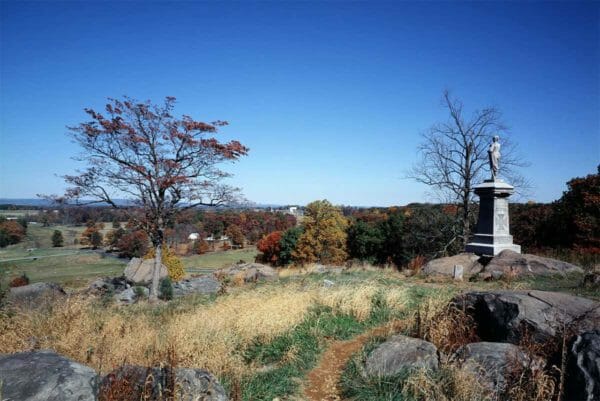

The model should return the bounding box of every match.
[423,249,583,280]
[214,262,277,283]
[364,290,600,401]
[0,350,229,401]
[173,276,221,297]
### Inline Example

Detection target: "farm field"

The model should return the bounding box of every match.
[0,224,259,288]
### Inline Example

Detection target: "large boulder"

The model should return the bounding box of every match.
[567,330,600,401]
[452,290,600,344]
[173,276,221,297]
[484,250,583,277]
[454,342,530,393]
[422,253,484,278]
[7,282,66,308]
[0,350,98,401]
[99,365,228,401]
[364,335,439,377]
[215,262,277,283]
[124,257,168,284]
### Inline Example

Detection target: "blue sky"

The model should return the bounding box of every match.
[1,1,598,206]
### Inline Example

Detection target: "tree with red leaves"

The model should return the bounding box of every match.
[257,231,282,265]
[62,96,248,300]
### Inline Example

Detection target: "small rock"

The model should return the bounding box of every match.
[323,279,335,288]
[454,342,530,393]
[364,335,439,377]
[0,350,98,401]
[491,271,504,280]
[453,264,464,281]
[114,286,148,304]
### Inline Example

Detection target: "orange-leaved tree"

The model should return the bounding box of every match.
[293,200,348,265]
[59,96,248,300]
[257,231,282,265]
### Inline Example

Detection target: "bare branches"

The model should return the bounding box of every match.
[408,91,528,244]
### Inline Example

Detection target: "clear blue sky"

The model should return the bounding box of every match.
[1,1,598,206]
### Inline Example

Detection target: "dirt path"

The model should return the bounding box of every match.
[303,321,403,401]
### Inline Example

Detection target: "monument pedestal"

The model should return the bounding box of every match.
[465,180,521,256]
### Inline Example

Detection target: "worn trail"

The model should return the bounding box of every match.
[303,322,402,401]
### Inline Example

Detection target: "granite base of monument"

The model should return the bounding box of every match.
[465,179,521,257]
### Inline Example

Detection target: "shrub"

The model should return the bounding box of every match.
[159,278,174,301]
[278,226,303,266]
[9,273,30,288]
[51,230,64,247]
[132,286,147,301]
[144,246,185,282]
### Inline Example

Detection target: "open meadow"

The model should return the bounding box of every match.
[0,224,259,288]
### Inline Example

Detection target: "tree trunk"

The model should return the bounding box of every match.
[462,196,470,246]
[149,242,162,302]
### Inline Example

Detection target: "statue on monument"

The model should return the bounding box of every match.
[488,135,500,181]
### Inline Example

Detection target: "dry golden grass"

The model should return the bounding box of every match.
[407,293,478,355]
[0,279,411,384]
[402,365,492,401]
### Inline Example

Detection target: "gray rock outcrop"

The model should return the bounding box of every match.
[7,282,66,308]
[124,258,168,284]
[86,276,133,295]
[173,276,221,297]
[99,365,228,401]
[215,262,277,283]
[422,253,483,278]
[0,350,98,401]
[484,250,583,277]
[567,330,600,401]
[364,335,438,377]
[452,290,600,344]
[454,342,530,392]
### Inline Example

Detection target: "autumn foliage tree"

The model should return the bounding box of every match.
[293,200,348,265]
[61,96,248,300]
[0,219,26,248]
[257,231,282,265]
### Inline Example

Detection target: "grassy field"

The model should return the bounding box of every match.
[0,224,258,288]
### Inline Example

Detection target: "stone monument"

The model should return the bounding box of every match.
[465,136,521,256]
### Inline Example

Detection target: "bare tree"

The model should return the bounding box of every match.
[58,96,248,300]
[408,90,527,246]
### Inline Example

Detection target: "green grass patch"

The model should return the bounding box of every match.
[0,252,125,288]
[237,288,413,401]
[240,304,365,400]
